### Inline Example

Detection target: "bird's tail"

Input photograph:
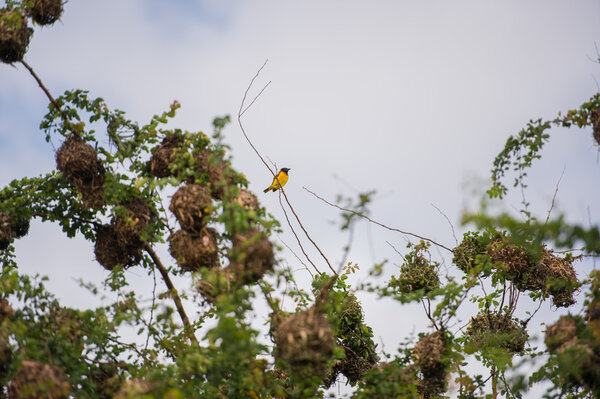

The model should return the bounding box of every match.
[263,188,270,193]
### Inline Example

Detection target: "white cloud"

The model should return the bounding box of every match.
[1,0,599,395]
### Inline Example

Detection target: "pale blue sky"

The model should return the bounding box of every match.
[1,1,599,396]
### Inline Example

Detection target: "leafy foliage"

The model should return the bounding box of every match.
[1,3,600,397]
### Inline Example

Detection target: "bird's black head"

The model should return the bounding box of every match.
[281,168,291,174]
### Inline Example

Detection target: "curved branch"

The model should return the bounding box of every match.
[304,186,453,252]
[277,194,321,275]
[20,60,72,131]
[144,244,198,345]
[237,61,335,274]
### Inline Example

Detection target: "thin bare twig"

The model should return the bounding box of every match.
[280,188,336,274]
[431,203,458,245]
[145,266,157,351]
[20,60,72,131]
[277,194,321,274]
[241,81,272,117]
[545,166,565,224]
[386,240,407,263]
[304,187,453,252]
[277,234,315,277]
[238,61,335,274]
[144,244,198,345]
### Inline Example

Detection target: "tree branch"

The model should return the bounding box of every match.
[20,60,72,132]
[144,244,198,345]
[237,60,335,274]
[304,187,453,252]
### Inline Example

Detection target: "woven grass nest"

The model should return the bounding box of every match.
[0,332,12,379]
[393,256,440,294]
[149,135,182,178]
[0,298,15,324]
[465,312,528,354]
[87,362,122,399]
[545,315,578,353]
[56,136,106,208]
[234,189,259,212]
[454,234,578,308]
[193,151,230,200]
[94,198,153,271]
[0,7,31,64]
[30,0,63,26]
[114,378,155,399]
[9,360,71,399]
[0,213,30,250]
[228,228,274,285]
[196,267,234,305]
[113,197,154,246]
[274,305,335,378]
[94,224,142,271]
[325,295,377,387]
[168,228,219,272]
[592,108,600,146]
[412,330,448,398]
[489,241,578,307]
[169,184,211,232]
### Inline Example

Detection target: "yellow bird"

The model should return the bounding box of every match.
[263,168,290,193]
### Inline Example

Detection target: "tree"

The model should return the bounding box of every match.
[1,1,599,398]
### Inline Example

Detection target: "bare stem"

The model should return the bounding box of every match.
[144,244,198,345]
[277,193,321,274]
[237,60,335,274]
[304,187,453,252]
[20,60,72,131]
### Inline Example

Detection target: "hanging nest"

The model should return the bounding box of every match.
[488,240,579,307]
[94,224,142,270]
[11,217,30,238]
[169,184,211,232]
[88,362,122,399]
[413,331,446,374]
[0,8,31,64]
[55,136,105,208]
[0,214,12,250]
[487,239,531,280]
[114,378,155,399]
[490,241,579,307]
[327,353,374,387]
[552,338,600,393]
[8,360,70,399]
[327,295,377,386]
[113,197,154,247]
[168,229,219,272]
[196,268,234,305]
[465,312,528,354]
[56,136,104,186]
[194,151,230,200]
[234,189,259,212]
[149,135,182,178]
[412,331,448,399]
[228,228,274,285]
[591,108,600,146]
[545,315,577,353]
[0,213,30,250]
[478,237,578,308]
[391,257,440,294]
[540,251,579,307]
[30,0,63,26]
[274,305,336,378]
[47,306,82,345]
[452,231,497,273]
[0,298,15,324]
[0,332,12,379]
[357,362,419,398]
